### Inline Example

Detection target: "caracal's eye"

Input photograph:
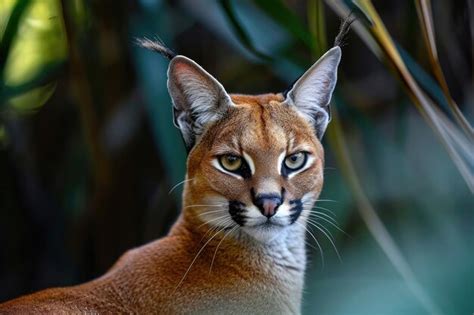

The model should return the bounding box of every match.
[219,155,242,172]
[284,152,307,170]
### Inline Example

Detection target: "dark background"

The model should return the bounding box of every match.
[1,1,473,314]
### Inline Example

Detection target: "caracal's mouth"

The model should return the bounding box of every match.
[248,218,287,228]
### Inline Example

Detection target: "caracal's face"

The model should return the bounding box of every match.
[167,47,341,243]
[185,94,324,243]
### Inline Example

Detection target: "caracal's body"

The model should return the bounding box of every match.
[0,35,345,314]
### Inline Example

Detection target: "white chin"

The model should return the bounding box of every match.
[242,223,287,243]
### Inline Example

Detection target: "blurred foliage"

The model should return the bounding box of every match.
[0,0,473,314]
[1,0,66,113]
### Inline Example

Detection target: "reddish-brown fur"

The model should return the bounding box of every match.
[0,93,325,314]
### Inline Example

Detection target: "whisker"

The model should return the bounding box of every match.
[168,178,194,194]
[198,219,231,244]
[302,211,336,224]
[306,217,336,242]
[304,210,337,223]
[209,225,238,273]
[199,216,233,242]
[316,199,339,203]
[301,202,337,218]
[304,240,319,252]
[184,204,226,209]
[311,210,338,224]
[197,215,230,229]
[307,213,349,237]
[306,220,342,262]
[313,204,335,211]
[198,209,227,216]
[312,205,337,216]
[295,221,324,269]
[174,226,228,291]
[302,201,315,207]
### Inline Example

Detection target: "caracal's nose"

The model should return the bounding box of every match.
[254,195,282,218]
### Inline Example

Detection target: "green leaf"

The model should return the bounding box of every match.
[7,81,57,113]
[0,0,33,76]
[0,0,67,111]
[0,61,64,101]
[252,0,314,48]
[218,0,272,61]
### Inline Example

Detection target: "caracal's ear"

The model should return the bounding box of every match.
[284,46,341,139]
[167,56,233,151]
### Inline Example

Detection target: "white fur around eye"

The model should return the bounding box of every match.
[287,155,315,179]
[211,159,243,179]
[242,151,255,175]
[277,151,286,175]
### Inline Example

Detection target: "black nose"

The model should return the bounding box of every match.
[254,195,282,218]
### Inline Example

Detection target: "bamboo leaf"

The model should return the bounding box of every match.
[319,2,472,314]
[307,0,326,58]
[326,0,474,192]
[415,0,474,139]
[307,5,441,314]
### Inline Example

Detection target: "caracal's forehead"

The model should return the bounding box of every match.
[205,93,321,157]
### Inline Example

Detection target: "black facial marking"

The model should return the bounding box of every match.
[289,199,303,224]
[250,188,256,202]
[281,164,289,178]
[229,201,246,226]
[239,162,251,179]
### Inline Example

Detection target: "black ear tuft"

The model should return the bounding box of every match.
[334,13,356,48]
[283,16,353,139]
[135,37,176,60]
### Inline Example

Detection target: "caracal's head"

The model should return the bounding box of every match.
[167,47,341,243]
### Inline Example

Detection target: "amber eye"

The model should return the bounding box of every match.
[284,152,307,170]
[219,155,243,172]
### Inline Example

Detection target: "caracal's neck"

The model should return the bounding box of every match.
[167,195,308,314]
